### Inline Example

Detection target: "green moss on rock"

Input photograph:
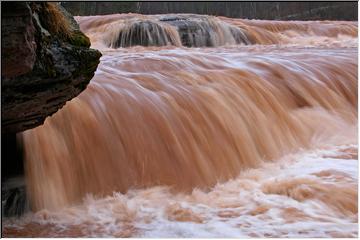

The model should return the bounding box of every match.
[69,30,91,47]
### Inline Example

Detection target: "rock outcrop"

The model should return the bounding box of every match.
[108,14,251,48]
[1,3,37,78]
[1,2,102,133]
[159,15,251,47]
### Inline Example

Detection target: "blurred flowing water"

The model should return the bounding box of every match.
[3,14,358,237]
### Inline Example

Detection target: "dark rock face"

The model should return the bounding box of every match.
[160,16,213,47]
[1,3,37,78]
[1,2,102,133]
[160,15,251,47]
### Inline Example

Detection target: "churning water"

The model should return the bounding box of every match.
[2,14,358,237]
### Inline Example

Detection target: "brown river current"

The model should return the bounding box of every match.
[2,14,358,237]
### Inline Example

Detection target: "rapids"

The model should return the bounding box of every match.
[2,14,358,237]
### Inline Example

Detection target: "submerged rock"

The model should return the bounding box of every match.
[110,20,180,48]
[160,15,252,47]
[108,14,251,48]
[2,177,29,217]
[1,2,102,133]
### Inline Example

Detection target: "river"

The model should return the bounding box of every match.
[2,14,358,237]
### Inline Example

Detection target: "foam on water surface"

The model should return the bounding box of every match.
[3,141,358,237]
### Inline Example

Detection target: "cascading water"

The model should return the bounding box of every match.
[101,14,252,48]
[3,14,358,237]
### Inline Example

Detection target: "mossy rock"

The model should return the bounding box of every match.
[69,30,91,47]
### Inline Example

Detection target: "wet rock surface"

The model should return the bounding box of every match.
[109,14,252,48]
[1,2,102,133]
[162,15,252,47]
[111,20,178,48]
[2,177,29,217]
[160,15,215,47]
